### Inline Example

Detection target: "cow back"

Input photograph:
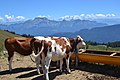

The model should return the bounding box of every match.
[5,37,33,56]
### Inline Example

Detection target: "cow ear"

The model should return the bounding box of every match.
[75,37,79,42]
[75,36,81,44]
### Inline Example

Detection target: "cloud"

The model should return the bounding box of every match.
[5,15,15,22]
[0,14,117,22]
[59,14,116,20]
[4,15,25,22]
[0,16,4,22]
[38,15,47,18]
[37,15,52,19]
[59,15,82,20]
[16,16,25,21]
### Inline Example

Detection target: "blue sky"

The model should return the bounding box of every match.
[0,0,120,22]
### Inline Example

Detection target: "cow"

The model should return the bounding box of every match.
[31,36,72,80]
[4,35,85,76]
[4,37,33,72]
[69,35,86,67]
[52,36,86,67]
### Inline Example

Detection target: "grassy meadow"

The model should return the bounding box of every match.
[88,45,120,52]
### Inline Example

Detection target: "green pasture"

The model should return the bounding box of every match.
[88,45,120,52]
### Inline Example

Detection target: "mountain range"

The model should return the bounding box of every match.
[0,17,107,35]
[0,17,120,43]
[53,24,120,43]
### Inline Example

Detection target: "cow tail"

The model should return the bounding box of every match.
[29,55,35,62]
[30,38,36,48]
[4,38,9,49]
[32,40,44,58]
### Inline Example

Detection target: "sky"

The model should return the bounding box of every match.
[0,0,120,22]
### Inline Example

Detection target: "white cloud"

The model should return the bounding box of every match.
[59,14,116,20]
[59,15,73,20]
[5,15,15,22]
[80,14,85,17]
[38,15,46,18]
[73,15,81,20]
[111,14,115,17]
[59,15,81,20]
[0,16,4,22]
[37,15,51,19]
[95,14,106,17]
[0,14,117,22]
[16,16,25,21]
[4,15,25,22]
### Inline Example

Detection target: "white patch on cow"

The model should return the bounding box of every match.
[49,42,66,61]
[52,36,71,47]
[76,35,86,50]
[34,36,52,43]
[9,57,13,72]
[52,36,59,38]
[77,35,83,41]
[61,37,71,47]
[34,36,66,61]
[34,36,45,40]
[33,36,72,80]
[32,44,44,58]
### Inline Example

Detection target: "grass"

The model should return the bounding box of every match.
[88,45,120,52]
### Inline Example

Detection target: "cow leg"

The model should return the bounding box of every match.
[75,54,78,67]
[40,57,49,79]
[35,57,41,74]
[66,55,71,73]
[44,57,51,80]
[59,59,63,72]
[8,57,13,72]
[8,51,14,72]
[75,50,78,67]
[56,61,59,68]
[41,54,46,79]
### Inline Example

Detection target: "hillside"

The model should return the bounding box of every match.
[52,24,120,43]
[0,30,20,51]
[78,24,120,43]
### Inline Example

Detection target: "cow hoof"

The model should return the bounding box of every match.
[43,75,49,80]
[40,70,43,74]
[67,70,71,74]
[59,69,63,72]
[43,74,45,78]
[38,72,41,75]
[37,70,41,75]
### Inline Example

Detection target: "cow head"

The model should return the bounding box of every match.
[74,35,86,51]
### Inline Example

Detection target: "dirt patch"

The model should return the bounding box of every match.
[0,54,120,80]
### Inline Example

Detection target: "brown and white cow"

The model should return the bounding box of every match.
[4,37,33,72]
[52,35,86,67]
[31,36,72,80]
[4,35,85,77]
[69,35,86,67]
[5,37,47,74]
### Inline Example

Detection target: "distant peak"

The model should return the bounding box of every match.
[34,17,49,21]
